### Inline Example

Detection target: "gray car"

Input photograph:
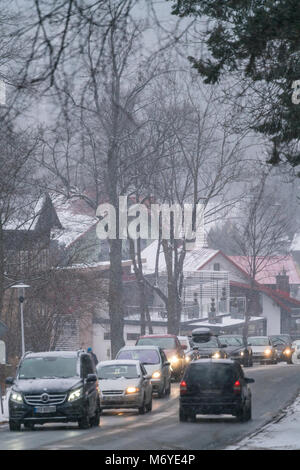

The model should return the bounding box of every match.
[116,346,171,398]
[96,360,152,414]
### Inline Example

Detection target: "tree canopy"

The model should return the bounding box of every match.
[168,0,300,174]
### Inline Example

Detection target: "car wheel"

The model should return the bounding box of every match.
[138,397,146,415]
[146,397,152,412]
[245,402,252,421]
[179,407,188,422]
[24,422,35,430]
[90,403,101,427]
[237,403,247,422]
[157,382,166,398]
[78,413,90,429]
[9,420,21,431]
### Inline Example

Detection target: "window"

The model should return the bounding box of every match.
[213,263,220,271]
[127,333,140,341]
[104,332,111,341]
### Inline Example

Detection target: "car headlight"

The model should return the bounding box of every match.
[68,387,83,402]
[240,351,244,357]
[185,355,191,363]
[212,351,221,359]
[152,371,161,379]
[10,391,23,404]
[284,348,292,355]
[125,387,140,394]
[264,348,272,356]
[170,356,179,364]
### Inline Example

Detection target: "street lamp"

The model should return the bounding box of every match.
[10,283,30,357]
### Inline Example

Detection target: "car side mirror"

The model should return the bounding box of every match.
[144,374,152,380]
[245,377,255,384]
[164,361,170,367]
[5,377,14,385]
[193,346,199,351]
[181,345,187,350]
[221,344,227,348]
[86,373,97,383]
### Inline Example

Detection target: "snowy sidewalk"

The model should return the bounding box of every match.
[227,394,300,450]
[0,390,9,424]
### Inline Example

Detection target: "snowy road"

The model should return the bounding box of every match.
[1,363,300,450]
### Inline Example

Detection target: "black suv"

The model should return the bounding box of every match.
[6,350,101,431]
[179,359,255,422]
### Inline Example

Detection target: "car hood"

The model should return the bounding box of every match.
[99,377,141,391]
[143,364,161,375]
[14,377,82,394]
[224,346,243,355]
[195,347,219,354]
[164,349,177,359]
[250,345,271,353]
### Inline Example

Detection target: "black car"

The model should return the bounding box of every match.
[179,359,255,422]
[219,335,253,367]
[190,328,228,360]
[269,335,294,364]
[6,350,101,431]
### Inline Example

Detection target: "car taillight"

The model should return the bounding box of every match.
[180,380,187,395]
[233,380,241,394]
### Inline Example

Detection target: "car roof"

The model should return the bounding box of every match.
[219,334,242,337]
[119,345,161,351]
[190,359,236,365]
[22,351,79,359]
[97,360,141,367]
[138,334,177,338]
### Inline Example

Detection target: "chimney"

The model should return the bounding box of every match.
[276,269,290,294]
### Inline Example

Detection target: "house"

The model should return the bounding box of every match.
[127,241,300,340]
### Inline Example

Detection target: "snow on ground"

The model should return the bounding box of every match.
[0,390,9,423]
[227,394,300,450]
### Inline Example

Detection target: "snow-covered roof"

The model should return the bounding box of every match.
[189,316,263,328]
[51,195,98,248]
[291,233,300,251]
[228,255,300,285]
[140,240,218,274]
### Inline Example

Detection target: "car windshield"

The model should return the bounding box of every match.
[194,337,219,348]
[248,337,269,346]
[117,349,160,365]
[186,363,236,388]
[137,337,176,349]
[271,336,290,344]
[220,336,243,347]
[97,364,139,380]
[18,356,78,379]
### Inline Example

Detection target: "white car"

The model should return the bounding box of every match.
[291,340,300,364]
[247,336,277,365]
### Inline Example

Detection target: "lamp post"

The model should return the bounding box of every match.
[11,283,30,356]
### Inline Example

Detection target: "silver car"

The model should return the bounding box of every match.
[96,360,152,414]
[116,346,171,398]
[247,336,277,365]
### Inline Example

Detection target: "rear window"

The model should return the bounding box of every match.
[117,349,160,365]
[137,337,176,349]
[185,363,237,388]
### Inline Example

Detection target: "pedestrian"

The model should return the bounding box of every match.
[87,347,98,366]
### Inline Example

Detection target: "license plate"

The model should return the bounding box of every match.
[34,405,56,413]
